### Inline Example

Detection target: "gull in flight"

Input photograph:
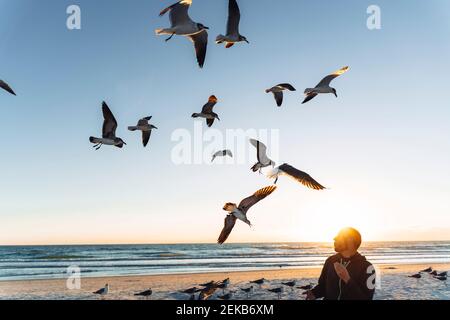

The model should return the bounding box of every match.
[192,95,220,127]
[218,186,277,244]
[211,150,233,162]
[89,102,127,150]
[265,84,296,107]
[216,0,249,48]
[0,80,16,96]
[267,164,326,190]
[128,116,158,147]
[302,66,350,104]
[250,139,275,173]
[156,0,209,68]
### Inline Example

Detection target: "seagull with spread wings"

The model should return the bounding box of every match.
[192,95,220,127]
[265,83,296,107]
[218,186,277,244]
[0,80,16,96]
[216,0,249,48]
[128,116,158,147]
[156,0,209,68]
[89,102,127,150]
[267,164,326,190]
[250,139,275,173]
[302,66,350,104]
[211,150,233,162]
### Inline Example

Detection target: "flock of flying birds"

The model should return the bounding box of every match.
[0,0,351,245]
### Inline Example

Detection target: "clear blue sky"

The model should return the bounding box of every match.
[1,0,450,244]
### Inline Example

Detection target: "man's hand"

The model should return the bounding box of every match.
[305,290,316,300]
[334,262,351,283]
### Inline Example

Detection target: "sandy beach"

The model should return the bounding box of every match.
[1,263,449,300]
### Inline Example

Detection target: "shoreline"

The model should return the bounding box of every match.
[1,263,449,300]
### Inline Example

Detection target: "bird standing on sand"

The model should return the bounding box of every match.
[93,284,109,296]
[265,84,296,107]
[156,0,209,68]
[420,267,433,273]
[192,95,220,127]
[408,273,421,279]
[218,186,277,244]
[250,278,266,287]
[128,116,158,147]
[0,80,16,96]
[90,102,127,150]
[298,284,314,291]
[134,289,153,299]
[302,66,350,104]
[267,287,283,300]
[281,281,296,291]
[218,292,233,300]
[249,139,275,173]
[182,286,202,294]
[434,276,447,281]
[216,0,249,48]
[267,163,326,190]
[241,286,253,299]
[212,150,233,162]
[438,272,448,277]
[198,282,219,300]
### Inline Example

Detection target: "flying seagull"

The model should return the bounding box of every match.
[265,84,296,107]
[156,0,209,68]
[134,289,153,299]
[218,186,277,244]
[89,102,126,150]
[93,284,109,296]
[0,80,16,96]
[192,95,220,127]
[267,163,326,190]
[216,0,249,48]
[302,66,350,104]
[128,116,158,147]
[249,139,275,173]
[212,149,233,162]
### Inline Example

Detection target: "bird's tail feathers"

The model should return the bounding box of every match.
[191,113,199,118]
[155,28,172,35]
[89,137,101,144]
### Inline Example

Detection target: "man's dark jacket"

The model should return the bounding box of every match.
[311,253,375,300]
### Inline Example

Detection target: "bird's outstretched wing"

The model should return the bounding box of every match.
[226,0,241,36]
[302,93,318,104]
[142,131,151,147]
[102,102,118,139]
[273,91,283,107]
[238,185,277,213]
[218,214,237,244]
[0,80,16,95]
[188,30,208,68]
[278,164,326,190]
[250,139,271,164]
[159,0,193,27]
[315,66,349,88]
[278,83,296,91]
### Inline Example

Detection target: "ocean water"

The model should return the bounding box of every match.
[0,242,449,281]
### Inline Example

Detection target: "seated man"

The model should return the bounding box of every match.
[307,227,375,300]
